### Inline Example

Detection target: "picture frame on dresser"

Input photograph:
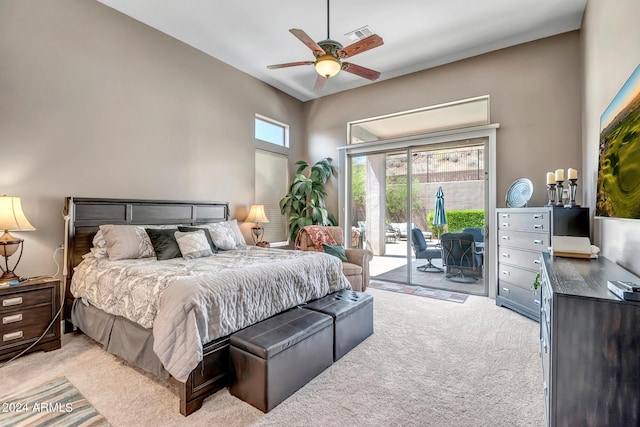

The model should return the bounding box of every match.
[495,206,589,321]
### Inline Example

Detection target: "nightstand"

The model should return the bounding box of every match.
[0,277,61,361]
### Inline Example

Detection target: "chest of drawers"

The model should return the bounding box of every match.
[495,207,588,321]
[0,278,61,361]
[539,254,640,425]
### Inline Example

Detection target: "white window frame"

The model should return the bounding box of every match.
[255,114,289,147]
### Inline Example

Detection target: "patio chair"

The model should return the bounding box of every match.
[411,227,443,273]
[463,227,484,267]
[440,232,481,282]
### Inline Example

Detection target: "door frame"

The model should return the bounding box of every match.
[337,124,499,298]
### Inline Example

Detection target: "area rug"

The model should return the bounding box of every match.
[0,376,110,427]
[369,280,469,303]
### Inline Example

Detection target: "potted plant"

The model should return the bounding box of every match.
[279,157,337,242]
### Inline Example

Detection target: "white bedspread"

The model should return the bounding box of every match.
[71,247,351,382]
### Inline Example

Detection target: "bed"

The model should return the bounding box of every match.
[63,197,350,415]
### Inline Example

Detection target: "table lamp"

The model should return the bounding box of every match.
[0,196,35,282]
[245,204,269,246]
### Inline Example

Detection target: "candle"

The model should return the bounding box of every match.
[555,168,564,181]
[568,168,578,180]
[546,172,555,185]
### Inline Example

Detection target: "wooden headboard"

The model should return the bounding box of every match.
[62,197,229,332]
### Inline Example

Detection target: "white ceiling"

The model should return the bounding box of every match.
[96,0,587,102]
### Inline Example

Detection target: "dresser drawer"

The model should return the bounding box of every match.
[498,246,543,271]
[498,281,541,314]
[0,287,53,313]
[498,230,549,252]
[0,305,53,346]
[498,211,550,232]
[498,264,538,290]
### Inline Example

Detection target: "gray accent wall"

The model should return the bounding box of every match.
[581,0,640,276]
[0,0,305,275]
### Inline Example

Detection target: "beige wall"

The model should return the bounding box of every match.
[303,32,583,220]
[581,0,640,275]
[0,0,305,276]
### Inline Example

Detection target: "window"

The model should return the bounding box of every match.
[255,115,289,147]
[255,150,289,244]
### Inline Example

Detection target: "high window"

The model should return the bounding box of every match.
[255,114,289,147]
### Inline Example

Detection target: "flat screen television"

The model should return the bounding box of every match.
[596,64,640,219]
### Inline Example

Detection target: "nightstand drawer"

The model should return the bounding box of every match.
[0,304,53,333]
[0,305,53,346]
[0,287,53,313]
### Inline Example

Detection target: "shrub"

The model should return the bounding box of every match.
[427,209,484,234]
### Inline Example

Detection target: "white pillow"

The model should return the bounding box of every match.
[226,219,246,247]
[99,225,156,261]
[174,230,213,260]
[207,223,237,250]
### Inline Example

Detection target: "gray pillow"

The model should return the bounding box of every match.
[175,230,214,260]
[99,224,156,261]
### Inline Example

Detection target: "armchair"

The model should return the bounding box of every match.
[296,226,372,291]
[440,232,481,282]
[411,228,442,272]
[462,227,484,268]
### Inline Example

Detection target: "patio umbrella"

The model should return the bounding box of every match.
[433,186,447,240]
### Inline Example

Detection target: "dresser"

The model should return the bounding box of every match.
[0,278,61,361]
[539,254,640,426]
[496,207,588,321]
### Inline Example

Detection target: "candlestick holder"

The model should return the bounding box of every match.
[565,178,579,207]
[555,180,564,206]
[545,183,556,206]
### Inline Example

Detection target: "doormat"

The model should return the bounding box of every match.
[369,281,469,303]
[0,376,110,427]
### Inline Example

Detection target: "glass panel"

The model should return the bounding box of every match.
[255,150,288,244]
[349,96,489,144]
[255,116,287,146]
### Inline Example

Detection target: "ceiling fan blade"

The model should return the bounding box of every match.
[314,75,327,91]
[342,62,381,81]
[337,34,384,58]
[267,61,314,69]
[289,29,326,55]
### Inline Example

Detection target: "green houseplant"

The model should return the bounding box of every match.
[279,157,337,242]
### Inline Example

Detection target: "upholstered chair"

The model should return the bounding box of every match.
[296,226,372,292]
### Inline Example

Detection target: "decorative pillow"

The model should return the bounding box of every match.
[174,230,214,260]
[88,230,108,258]
[99,225,156,261]
[178,226,218,253]
[206,222,237,250]
[145,228,182,260]
[226,219,247,247]
[323,244,348,262]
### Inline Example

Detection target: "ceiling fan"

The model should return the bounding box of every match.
[266,0,384,91]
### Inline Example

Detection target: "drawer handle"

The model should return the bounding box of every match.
[502,253,510,258]
[533,239,543,245]
[533,224,543,229]
[502,222,510,227]
[534,299,541,305]
[2,313,22,324]
[502,287,510,293]
[3,331,23,342]
[533,259,541,264]
[2,297,23,307]
[501,214,509,219]
[533,214,544,219]
[502,235,510,240]
[502,270,510,276]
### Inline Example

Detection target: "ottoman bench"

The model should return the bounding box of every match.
[304,290,373,361]
[229,307,333,412]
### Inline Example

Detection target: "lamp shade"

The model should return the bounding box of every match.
[315,55,341,78]
[245,204,269,224]
[0,196,35,231]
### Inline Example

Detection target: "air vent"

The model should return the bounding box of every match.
[345,26,373,42]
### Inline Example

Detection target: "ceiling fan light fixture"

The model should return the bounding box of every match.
[315,55,341,78]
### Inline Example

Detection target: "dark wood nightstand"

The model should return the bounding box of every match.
[0,277,61,361]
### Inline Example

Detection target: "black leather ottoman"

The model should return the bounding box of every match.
[304,290,373,361]
[229,307,333,412]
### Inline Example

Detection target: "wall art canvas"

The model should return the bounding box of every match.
[596,64,640,218]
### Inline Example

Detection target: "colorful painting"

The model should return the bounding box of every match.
[596,64,640,218]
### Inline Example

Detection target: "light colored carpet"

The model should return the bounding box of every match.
[0,289,545,426]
